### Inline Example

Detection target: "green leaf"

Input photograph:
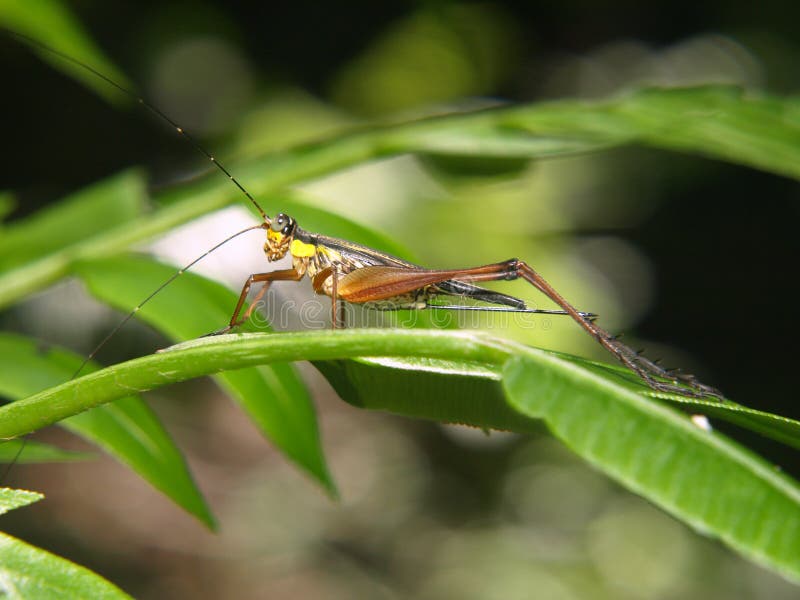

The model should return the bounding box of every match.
[0,487,43,515]
[0,531,132,599]
[0,170,146,272]
[0,191,15,222]
[1,330,797,579]
[0,330,510,437]
[315,356,539,432]
[274,190,414,260]
[664,398,800,452]
[500,86,800,180]
[0,439,93,463]
[0,486,130,599]
[325,353,800,451]
[383,117,620,159]
[0,332,214,528]
[567,357,800,451]
[0,1,132,104]
[74,255,335,494]
[0,170,148,308]
[502,352,800,583]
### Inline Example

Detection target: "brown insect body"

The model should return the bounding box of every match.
[246,213,721,399]
[264,215,529,311]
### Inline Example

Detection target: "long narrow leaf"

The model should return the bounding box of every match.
[503,352,800,583]
[0,440,93,463]
[0,487,43,515]
[0,170,148,307]
[0,333,214,527]
[0,486,131,597]
[0,170,146,272]
[0,1,131,103]
[0,531,132,599]
[564,356,800,451]
[0,330,798,579]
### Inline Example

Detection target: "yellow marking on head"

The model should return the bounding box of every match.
[267,229,284,243]
[290,239,316,257]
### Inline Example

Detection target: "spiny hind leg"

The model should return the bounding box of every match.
[323,258,722,397]
[605,338,720,398]
[403,257,722,398]
[510,259,722,398]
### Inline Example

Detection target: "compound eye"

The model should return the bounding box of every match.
[270,213,288,233]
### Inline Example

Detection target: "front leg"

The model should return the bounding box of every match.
[210,268,304,336]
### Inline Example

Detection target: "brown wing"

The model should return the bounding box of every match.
[336,266,471,303]
[307,231,525,309]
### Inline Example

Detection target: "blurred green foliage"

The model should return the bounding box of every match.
[2,1,800,599]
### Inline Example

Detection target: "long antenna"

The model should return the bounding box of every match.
[74,223,266,379]
[0,30,273,476]
[4,28,270,223]
[0,439,27,484]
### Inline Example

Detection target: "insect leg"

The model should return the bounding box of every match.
[509,259,722,398]
[425,258,721,397]
[310,265,347,329]
[331,265,345,329]
[335,261,720,397]
[237,281,272,326]
[213,269,303,335]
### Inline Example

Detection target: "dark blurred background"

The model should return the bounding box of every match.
[1,1,799,598]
